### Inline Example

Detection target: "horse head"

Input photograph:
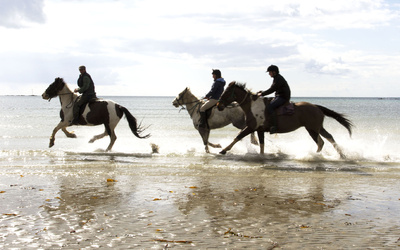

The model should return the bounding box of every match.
[172,87,195,107]
[217,81,248,111]
[42,77,66,100]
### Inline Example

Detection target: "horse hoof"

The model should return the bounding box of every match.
[49,143,54,148]
[216,144,222,148]
[219,150,226,155]
[88,139,95,143]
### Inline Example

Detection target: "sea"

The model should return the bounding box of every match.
[1,95,399,168]
[1,95,400,248]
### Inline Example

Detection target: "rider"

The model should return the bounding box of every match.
[257,65,291,133]
[199,69,226,128]
[71,65,97,125]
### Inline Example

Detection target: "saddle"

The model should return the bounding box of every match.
[200,102,239,129]
[263,97,295,116]
[204,102,237,118]
[76,97,100,116]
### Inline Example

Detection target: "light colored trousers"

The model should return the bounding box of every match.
[200,99,218,112]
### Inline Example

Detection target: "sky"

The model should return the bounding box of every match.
[0,0,399,97]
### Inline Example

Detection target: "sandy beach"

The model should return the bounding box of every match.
[1,159,400,249]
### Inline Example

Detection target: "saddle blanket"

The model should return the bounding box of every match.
[277,102,295,116]
[262,97,295,116]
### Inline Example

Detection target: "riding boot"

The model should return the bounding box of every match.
[270,111,277,134]
[71,104,80,125]
[199,112,207,128]
[263,109,270,130]
[263,116,270,130]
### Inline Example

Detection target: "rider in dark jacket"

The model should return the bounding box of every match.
[199,69,225,128]
[71,66,97,124]
[258,65,291,133]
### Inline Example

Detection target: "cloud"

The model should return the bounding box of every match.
[305,59,350,75]
[0,0,399,96]
[0,0,45,28]
[269,0,397,29]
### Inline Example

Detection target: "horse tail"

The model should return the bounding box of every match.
[120,106,151,139]
[316,105,353,137]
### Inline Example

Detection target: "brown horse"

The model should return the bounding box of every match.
[217,81,353,158]
[42,77,150,151]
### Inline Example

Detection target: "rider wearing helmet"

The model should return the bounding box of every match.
[199,69,226,128]
[257,65,291,133]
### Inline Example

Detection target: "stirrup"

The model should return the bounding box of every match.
[270,126,277,134]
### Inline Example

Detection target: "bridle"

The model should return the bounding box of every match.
[218,84,249,107]
[46,86,75,108]
[174,88,203,116]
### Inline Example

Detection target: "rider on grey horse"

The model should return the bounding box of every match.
[199,69,226,128]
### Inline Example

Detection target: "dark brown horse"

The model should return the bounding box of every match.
[42,77,150,151]
[217,81,353,158]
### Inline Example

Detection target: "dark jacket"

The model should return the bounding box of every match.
[77,72,96,97]
[205,78,226,100]
[261,74,291,101]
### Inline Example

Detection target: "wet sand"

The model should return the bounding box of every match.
[1,162,400,249]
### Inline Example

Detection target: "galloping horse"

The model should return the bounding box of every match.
[42,77,150,151]
[217,82,353,158]
[172,87,258,153]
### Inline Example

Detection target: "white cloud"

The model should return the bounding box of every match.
[0,0,45,28]
[0,0,399,97]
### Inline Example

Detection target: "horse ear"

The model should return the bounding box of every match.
[229,81,235,86]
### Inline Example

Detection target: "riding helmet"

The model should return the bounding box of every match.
[267,65,279,74]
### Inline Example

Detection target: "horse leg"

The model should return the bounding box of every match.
[250,132,259,146]
[106,129,117,152]
[198,127,210,153]
[220,127,254,155]
[220,139,239,155]
[89,130,108,143]
[306,128,324,152]
[257,130,265,155]
[231,118,258,146]
[62,127,77,138]
[320,128,346,159]
[49,122,67,148]
[208,142,222,148]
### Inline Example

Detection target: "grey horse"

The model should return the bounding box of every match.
[173,87,258,153]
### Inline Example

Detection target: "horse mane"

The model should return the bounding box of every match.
[231,81,256,95]
[184,87,205,103]
[54,77,66,88]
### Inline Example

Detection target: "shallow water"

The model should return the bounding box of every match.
[0,95,400,248]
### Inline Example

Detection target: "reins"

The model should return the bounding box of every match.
[237,91,249,106]
[178,99,202,116]
[50,91,75,109]
[219,84,249,107]
[175,88,203,116]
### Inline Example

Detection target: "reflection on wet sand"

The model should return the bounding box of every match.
[1,164,400,249]
[41,176,123,245]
